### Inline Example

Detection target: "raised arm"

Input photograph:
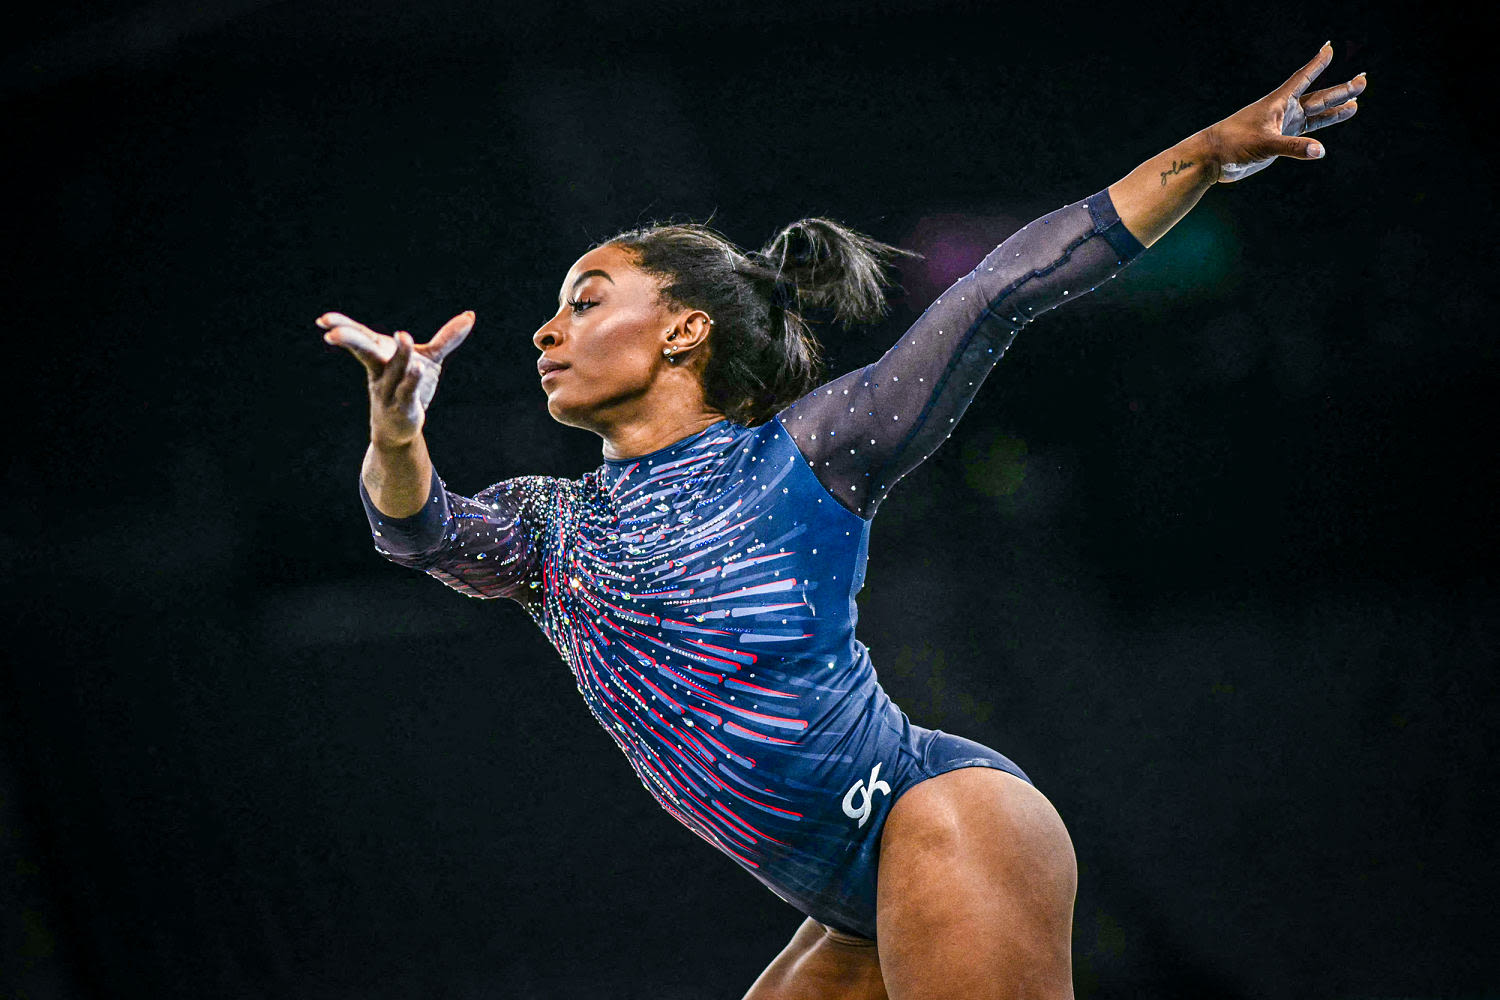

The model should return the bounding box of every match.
[319,308,474,516]
[775,188,1144,518]
[321,308,556,602]
[1110,41,1364,243]
[778,41,1364,519]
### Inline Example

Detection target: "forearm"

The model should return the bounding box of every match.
[778,188,1147,518]
[1107,128,1220,249]
[361,435,435,518]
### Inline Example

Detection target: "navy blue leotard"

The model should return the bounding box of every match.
[360,188,1146,939]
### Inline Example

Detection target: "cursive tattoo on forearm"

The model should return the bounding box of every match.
[1158,158,1195,187]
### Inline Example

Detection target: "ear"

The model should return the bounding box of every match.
[667,309,716,352]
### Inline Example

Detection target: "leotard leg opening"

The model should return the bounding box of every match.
[917,728,1033,786]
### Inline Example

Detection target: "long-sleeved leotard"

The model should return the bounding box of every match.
[358,187,1146,938]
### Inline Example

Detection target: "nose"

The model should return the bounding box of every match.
[532,316,561,352]
[534,308,567,355]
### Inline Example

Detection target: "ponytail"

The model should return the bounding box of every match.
[601,216,919,426]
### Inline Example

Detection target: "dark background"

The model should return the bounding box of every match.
[2,1,1493,997]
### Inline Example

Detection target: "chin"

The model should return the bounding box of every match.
[542,375,642,433]
[544,395,577,426]
[544,389,593,430]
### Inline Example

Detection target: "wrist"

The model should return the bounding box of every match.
[370,425,422,451]
[1194,127,1225,185]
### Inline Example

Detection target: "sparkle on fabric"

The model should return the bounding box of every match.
[358,186,1146,932]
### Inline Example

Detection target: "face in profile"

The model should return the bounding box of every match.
[533,243,677,431]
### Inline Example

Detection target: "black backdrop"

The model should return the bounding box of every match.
[3,1,1494,997]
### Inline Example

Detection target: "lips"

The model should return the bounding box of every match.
[537,358,568,377]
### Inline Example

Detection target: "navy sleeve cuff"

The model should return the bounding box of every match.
[1085,187,1148,264]
[359,466,451,557]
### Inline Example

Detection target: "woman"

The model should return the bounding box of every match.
[319,43,1363,999]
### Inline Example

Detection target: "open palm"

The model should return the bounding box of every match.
[319,310,474,445]
[1211,42,1366,183]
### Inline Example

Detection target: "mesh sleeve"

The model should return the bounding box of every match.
[359,466,555,602]
[775,187,1147,519]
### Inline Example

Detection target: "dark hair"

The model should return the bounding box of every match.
[598,215,920,426]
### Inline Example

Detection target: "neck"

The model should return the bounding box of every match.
[600,407,726,461]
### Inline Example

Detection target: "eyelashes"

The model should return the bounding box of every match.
[567,298,598,314]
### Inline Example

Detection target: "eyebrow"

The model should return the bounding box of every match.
[559,268,614,306]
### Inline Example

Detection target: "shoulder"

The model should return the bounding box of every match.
[470,474,571,512]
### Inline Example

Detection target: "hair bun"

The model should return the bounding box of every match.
[759,217,919,328]
[773,222,820,268]
[596,212,917,425]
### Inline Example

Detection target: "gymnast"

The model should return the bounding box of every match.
[320,42,1363,999]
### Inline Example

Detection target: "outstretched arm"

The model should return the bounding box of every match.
[1110,41,1365,245]
[778,41,1365,520]
[319,309,474,517]
[776,189,1143,518]
[321,308,555,602]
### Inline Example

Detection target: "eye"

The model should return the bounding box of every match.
[567,298,598,314]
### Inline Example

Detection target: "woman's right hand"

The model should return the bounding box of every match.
[318,310,475,447]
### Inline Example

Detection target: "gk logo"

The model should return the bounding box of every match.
[842,763,892,828]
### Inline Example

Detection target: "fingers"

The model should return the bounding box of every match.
[391,352,424,410]
[417,310,476,365]
[1303,73,1367,116]
[318,312,387,347]
[1277,41,1334,99]
[324,326,393,372]
[1275,135,1327,160]
[319,312,396,373]
[376,331,415,398]
[1304,99,1358,134]
[319,310,475,373]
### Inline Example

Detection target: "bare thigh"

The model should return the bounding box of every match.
[876,767,1077,1000]
[740,917,889,1000]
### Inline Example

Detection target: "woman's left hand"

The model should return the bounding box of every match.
[1207,41,1366,183]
